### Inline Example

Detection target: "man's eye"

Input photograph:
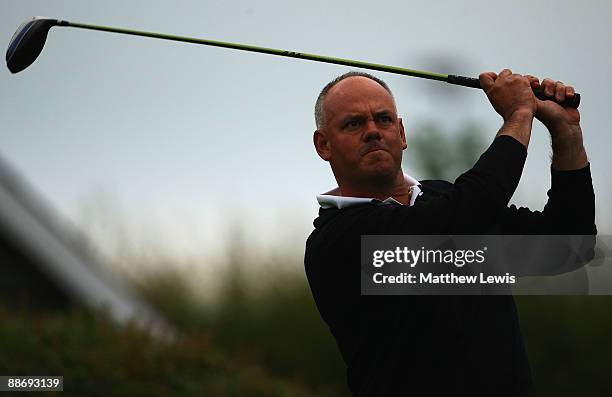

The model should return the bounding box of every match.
[379,116,393,124]
[345,120,361,129]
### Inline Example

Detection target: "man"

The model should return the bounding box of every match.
[304,70,596,396]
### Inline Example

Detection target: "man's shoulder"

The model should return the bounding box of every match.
[310,203,382,234]
[418,179,453,196]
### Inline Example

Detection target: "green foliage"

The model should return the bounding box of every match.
[134,257,349,397]
[405,121,487,181]
[0,305,314,397]
[515,296,612,397]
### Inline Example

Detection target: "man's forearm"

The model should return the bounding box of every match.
[551,126,589,170]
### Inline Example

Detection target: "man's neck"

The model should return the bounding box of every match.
[338,171,412,205]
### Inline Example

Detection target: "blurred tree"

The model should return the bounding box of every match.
[404,120,487,181]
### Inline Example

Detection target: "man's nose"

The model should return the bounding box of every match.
[363,119,382,141]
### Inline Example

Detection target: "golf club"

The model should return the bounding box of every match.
[6,16,580,108]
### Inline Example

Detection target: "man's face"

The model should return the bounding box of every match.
[314,76,407,186]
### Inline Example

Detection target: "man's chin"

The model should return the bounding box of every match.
[360,163,398,181]
[360,155,398,174]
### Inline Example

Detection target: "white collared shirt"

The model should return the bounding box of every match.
[316,173,422,209]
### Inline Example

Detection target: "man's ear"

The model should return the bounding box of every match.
[399,118,407,150]
[313,130,331,161]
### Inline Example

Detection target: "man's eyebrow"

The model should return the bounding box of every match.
[374,109,395,117]
[337,109,397,125]
[339,114,365,123]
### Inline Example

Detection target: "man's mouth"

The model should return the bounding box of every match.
[362,145,388,156]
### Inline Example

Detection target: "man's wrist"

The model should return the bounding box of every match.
[550,123,583,145]
[504,108,535,124]
[497,110,534,148]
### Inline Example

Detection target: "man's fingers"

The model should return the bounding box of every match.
[540,78,575,102]
[498,68,513,78]
[542,78,556,97]
[525,75,540,88]
[479,72,497,91]
[555,81,566,102]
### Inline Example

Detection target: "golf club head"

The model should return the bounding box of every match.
[6,17,60,74]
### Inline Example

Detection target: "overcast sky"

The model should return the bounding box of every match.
[2,0,611,263]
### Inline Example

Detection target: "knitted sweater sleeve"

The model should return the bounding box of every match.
[498,164,596,235]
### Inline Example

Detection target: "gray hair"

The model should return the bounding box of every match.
[314,71,394,129]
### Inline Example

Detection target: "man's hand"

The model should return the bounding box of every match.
[524,75,588,170]
[524,76,580,130]
[480,69,537,121]
[480,69,536,148]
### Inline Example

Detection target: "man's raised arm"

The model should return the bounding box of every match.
[498,75,595,236]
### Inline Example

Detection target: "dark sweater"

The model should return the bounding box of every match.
[304,135,596,396]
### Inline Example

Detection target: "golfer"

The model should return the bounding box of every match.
[304,70,596,396]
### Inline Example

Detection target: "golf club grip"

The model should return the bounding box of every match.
[447,75,581,109]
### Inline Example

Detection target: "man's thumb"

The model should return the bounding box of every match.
[479,72,497,92]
